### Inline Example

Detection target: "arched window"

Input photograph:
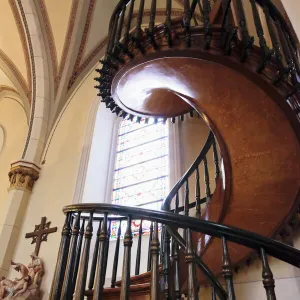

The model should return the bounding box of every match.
[112,118,169,210]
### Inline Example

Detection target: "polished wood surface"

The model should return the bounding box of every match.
[115,76,191,117]
[86,283,151,300]
[113,55,300,280]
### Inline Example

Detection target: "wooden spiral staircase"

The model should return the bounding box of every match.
[49,0,300,299]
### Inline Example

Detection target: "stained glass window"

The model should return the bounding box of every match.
[111,118,169,239]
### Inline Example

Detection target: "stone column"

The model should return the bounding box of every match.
[0,160,40,276]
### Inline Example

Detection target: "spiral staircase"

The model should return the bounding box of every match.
[50,0,300,299]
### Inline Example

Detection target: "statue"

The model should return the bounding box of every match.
[0,253,44,300]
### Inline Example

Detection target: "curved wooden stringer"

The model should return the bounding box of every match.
[95,0,300,283]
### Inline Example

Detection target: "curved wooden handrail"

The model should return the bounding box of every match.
[63,203,300,268]
[161,131,215,210]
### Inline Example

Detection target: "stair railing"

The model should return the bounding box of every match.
[51,214,158,300]
[161,130,219,218]
[50,204,300,300]
[96,0,300,122]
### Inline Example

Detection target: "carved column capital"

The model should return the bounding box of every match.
[8,160,40,192]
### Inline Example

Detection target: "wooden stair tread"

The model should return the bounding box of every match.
[115,268,162,287]
[85,283,151,300]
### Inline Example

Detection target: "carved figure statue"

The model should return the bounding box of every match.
[0,254,44,300]
[27,253,44,286]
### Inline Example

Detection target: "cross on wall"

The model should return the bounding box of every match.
[25,217,57,256]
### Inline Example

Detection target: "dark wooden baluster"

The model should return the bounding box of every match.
[222,237,236,300]
[263,6,285,83]
[70,219,85,296]
[149,0,157,32]
[203,0,212,49]
[222,0,237,55]
[275,18,298,85]
[287,35,300,78]
[172,237,181,299]
[60,213,81,300]
[260,248,277,300]
[235,0,254,62]
[185,228,199,299]
[147,222,154,272]
[184,180,190,241]
[190,0,198,16]
[120,216,133,300]
[106,14,117,56]
[175,192,180,214]
[115,5,126,44]
[108,13,119,56]
[183,0,191,48]
[74,212,93,299]
[134,0,145,53]
[49,213,72,300]
[250,0,273,72]
[163,227,171,299]
[204,156,211,203]
[88,220,102,290]
[135,220,143,275]
[212,286,217,300]
[165,0,172,47]
[212,137,220,184]
[160,225,165,265]
[148,0,158,48]
[124,0,135,45]
[221,0,232,44]
[185,180,190,216]
[93,213,108,300]
[103,221,111,286]
[150,222,160,300]
[195,166,201,218]
[111,221,122,288]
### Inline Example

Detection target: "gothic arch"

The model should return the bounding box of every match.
[16,0,51,164]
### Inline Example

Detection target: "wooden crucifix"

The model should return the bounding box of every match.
[25,217,57,255]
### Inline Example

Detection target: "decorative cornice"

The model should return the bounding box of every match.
[0,49,30,99]
[36,0,58,90]
[9,0,32,94]
[8,160,40,192]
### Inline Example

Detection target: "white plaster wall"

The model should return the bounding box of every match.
[0,98,27,213]
[10,72,98,299]
[281,0,300,42]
